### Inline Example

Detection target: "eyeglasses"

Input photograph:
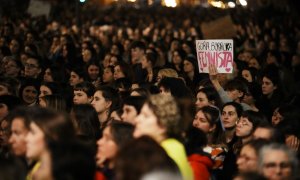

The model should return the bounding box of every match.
[263,162,291,170]
[24,63,39,69]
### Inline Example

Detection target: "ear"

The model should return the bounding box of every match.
[209,124,216,133]
[105,100,112,109]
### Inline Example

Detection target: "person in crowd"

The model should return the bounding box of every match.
[258,143,299,180]
[69,67,86,87]
[24,56,42,79]
[91,86,119,128]
[18,79,40,106]
[96,121,134,179]
[134,94,193,179]
[25,106,75,179]
[121,96,146,124]
[195,87,223,110]
[236,139,270,173]
[141,52,158,83]
[86,61,101,87]
[156,68,178,85]
[102,65,115,86]
[73,81,95,105]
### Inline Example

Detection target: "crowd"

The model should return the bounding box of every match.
[0,3,300,180]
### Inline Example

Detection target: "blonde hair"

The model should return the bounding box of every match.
[147,94,181,137]
[158,68,178,79]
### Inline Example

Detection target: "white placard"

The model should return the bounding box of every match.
[27,0,51,17]
[196,39,234,73]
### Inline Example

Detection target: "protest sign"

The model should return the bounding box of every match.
[196,39,233,73]
[27,0,51,18]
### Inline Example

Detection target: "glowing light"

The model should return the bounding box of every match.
[79,0,85,2]
[128,0,137,2]
[239,0,247,6]
[163,0,177,7]
[209,1,225,8]
[228,1,235,8]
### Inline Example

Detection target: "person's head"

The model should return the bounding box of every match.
[3,56,22,77]
[130,87,150,97]
[248,58,261,70]
[71,104,101,139]
[193,106,220,134]
[0,95,23,120]
[8,107,30,156]
[69,67,85,87]
[271,105,298,126]
[240,67,258,83]
[237,139,270,173]
[236,111,266,140]
[134,94,181,142]
[19,79,40,105]
[39,82,61,98]
[258,143,298,180]
[115,136,179,180]
[91,86,119,117]
[113,62,132,81]
[261,66,280,97]
[102,66,114,84]
[172,49,186,65]
[158,77,192,99]
[0,156,27,180]
[183,55,197,74]
[195,87,223,110]
[130,41,146,64]
[73,82,95,105]
[96,121,134,166]
[39,95,67,112]
[156,68,178,83]
[86,61,100,81]
[185,126,208,155]
[221,102,243,129]
[121,96,146,124]
[253,123,285,143]
[141,52,157,69]
[25,107,75,160]
[224,79,248,102]
[43,65,67,84]
[24,56,42,78]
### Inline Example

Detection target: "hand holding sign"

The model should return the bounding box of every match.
[196,39,234,74]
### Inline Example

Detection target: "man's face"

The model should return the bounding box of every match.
[8,118,29,156]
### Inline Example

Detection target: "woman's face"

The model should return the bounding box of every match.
[82,49,92,63]
[242,69,253,82]
[235,117,253,138]
[134,103,165,140]
[43,68,54,82]
[172,51,182,65]
[113,65,125,80]
[91,91,110,114]
[26,122,46,160]
[195,92,210,109]
[22,86,38,104]
[102,68,113,83]
[183,60,194,73]
[221,105,239,129]
[248,58,260,69]
[87,65,100,80]
[193,110,214,133]
[262,77,277,96]
[69,71,83,87]
[73,90,90,105]
[96,126,118,164]
[39,85,52,98]
[103,54,111,68]
[236,144,258,172]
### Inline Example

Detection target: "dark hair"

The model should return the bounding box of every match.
[50,140,96,180]
[40,95,67,112]
[262,64,280,87]
[122,96,146,114]
[45,65,68,84]
[6,106,31,130]
[40,82,62,96]
[222,102,243,118]
[0,95,23,111]
[71,104,101,140]
[73,81,95,97]
[115,136,179,180]
[0,156,27,180]
[109,121,134,148]
[196,87,223,109]
[130,87,150,97]
[28,107,75,144]
[224,78,249,100]
[158,77,193,99]
[145,52,157,66]
[185,126,208,155]
[96,86,120,113]
[243,139,271,157]
[234,171,267,180]
[130,41,146,51]
[71,67,86,80]
[114,61,133,81]
[241,110,267,133]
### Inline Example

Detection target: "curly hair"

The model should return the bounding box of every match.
[147,94,181,137]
